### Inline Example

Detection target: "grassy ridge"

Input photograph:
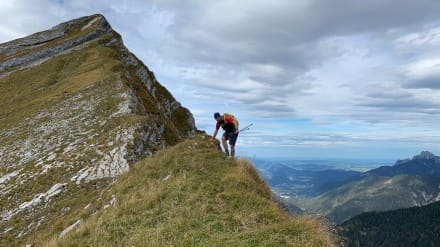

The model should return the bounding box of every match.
[51,134,334,246]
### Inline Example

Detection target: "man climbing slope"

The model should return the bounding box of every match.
[211,112,239,158]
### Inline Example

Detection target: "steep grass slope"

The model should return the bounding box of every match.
[52,134,334,246]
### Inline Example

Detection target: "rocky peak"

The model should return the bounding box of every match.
[0,14,115,73]
[0,14,196,245]
[412,151,437,161]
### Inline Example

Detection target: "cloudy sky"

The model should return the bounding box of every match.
[2,0,440,159]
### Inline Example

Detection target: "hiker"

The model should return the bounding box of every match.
[211,112,239,158]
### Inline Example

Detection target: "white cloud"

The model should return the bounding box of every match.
[406,58,440,77]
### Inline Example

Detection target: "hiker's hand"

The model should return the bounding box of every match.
[234,129,239,134]
[210,137,215,141]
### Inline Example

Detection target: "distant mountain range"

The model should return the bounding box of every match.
[255,151,440,245]
[293,151,440,223]
[338,200,440,247]
[296,174,440,223]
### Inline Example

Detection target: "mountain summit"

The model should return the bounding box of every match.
[412,151,438,161]
[2,14,112,72]
[0,14,196,245]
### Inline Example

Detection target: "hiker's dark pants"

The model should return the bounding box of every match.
[223,131,238,146]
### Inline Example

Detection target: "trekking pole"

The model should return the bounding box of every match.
[239,123,253,133]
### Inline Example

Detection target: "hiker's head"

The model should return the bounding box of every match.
[213,112,221,121]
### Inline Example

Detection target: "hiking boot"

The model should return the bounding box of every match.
[225,149,230,156]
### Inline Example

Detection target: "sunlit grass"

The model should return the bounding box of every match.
[51,135,335,246]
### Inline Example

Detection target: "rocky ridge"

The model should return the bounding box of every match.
[0,14,196,245]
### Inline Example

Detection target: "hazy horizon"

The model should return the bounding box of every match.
[238,144,439,160]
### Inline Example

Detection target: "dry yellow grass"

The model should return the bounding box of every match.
[50,134,335,246]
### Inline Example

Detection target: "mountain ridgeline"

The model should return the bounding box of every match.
[0,14,334,246]
[294,151,440,224]
[362,151,440,177]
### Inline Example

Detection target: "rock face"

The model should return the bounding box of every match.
[0,15,112,73]
[0,14,196,245]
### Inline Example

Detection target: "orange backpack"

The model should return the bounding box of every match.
[223,113,239,126]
